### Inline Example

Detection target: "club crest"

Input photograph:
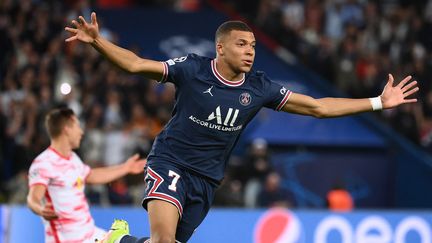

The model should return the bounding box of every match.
[239,92,251,106]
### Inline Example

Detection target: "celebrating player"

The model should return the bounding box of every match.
[65,12,418,243]
[27,108,147,243]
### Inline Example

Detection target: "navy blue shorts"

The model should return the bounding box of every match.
[142,161,217,242]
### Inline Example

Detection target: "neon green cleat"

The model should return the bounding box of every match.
[96,219,130,243]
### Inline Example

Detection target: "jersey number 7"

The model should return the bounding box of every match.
[168,170,181,192]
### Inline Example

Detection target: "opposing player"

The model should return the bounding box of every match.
[65,12,419,243]
[27,108,147,243]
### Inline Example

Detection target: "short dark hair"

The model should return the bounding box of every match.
[215,20,252,42]
[45,108,75,138]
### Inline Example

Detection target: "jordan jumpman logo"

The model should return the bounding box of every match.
[203,86,214,96]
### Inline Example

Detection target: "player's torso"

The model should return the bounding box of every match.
[172,60,265,139]
[37,151,94,242]
[150,56,270,181]
[46,155,87,203]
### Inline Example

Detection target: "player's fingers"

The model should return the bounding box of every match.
[126,154,139,163]
[91,12,97,25]
[71,20,81,28]
[387,74,394,86]
[78,16,88,26]
[44,210,56,217]
[403,87,419,97]
[65,36,78,42]
[397,75,412,88]
[45,202,55,210]
[401,80,417,93]
[64,27,78,34]
[404,98,418,103]
[46,215,58,220]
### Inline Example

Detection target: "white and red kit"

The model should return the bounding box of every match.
[28,147,105,243]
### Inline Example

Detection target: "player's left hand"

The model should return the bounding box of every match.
[380,74,419,109]
[124,154,147,174]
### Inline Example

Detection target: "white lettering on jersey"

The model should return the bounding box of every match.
[189,115,242,132]
[207,106,239,127]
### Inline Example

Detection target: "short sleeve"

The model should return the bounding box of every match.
[159,54,198,86]
[263,76,292,111]
[74,153,91,180]
[82,164,91,180]
[28,160,52,187]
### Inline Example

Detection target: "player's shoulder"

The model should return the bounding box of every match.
[246,69,273,88]
[165,53,211,77]
[187,53,212,62]
[248,69,269,80]
[30,149,55,168]
[71,151,84,164]
[166,53,210,66]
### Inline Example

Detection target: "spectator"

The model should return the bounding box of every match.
[326,184,354,212]
[257,171,292,208]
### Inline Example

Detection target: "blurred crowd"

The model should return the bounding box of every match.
[1,0,430,209]
[227,0,432,149]
[0,0,178,205]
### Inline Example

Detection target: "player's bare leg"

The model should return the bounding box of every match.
[147,199,180,243]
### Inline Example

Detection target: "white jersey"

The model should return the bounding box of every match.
[28,147,105,243]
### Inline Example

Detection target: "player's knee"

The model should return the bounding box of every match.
[151,234,176,243]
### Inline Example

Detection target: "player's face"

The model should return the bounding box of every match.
[218,30,256,73]
[65,116,83,149]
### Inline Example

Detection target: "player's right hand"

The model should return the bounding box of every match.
[65,12,100,43]
[41,202,58,220]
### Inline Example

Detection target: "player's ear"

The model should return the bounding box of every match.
[216,42,224,56]
[62,124,69,136]
[62,121,72,136]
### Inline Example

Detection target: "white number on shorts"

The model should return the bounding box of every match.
[168,170,180,192]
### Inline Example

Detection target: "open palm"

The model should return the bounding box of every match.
[65,12,99,43]
[125,154,147,174]
[381,74,419,109]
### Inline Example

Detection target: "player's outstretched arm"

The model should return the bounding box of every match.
[282,74,419,118]
[65,12,164,80]
[86,154,147,184]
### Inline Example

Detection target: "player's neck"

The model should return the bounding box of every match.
[50,139,73,159]
[215,58,243,81]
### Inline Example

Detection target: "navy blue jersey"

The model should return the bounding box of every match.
[148,54,291,182]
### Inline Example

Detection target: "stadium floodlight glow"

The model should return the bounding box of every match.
[60,82,72,95]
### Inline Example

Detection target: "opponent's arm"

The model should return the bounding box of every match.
[282,74,419,118]
[65,12,164,80]
[86,154,146,184]
[27,185,58,220]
